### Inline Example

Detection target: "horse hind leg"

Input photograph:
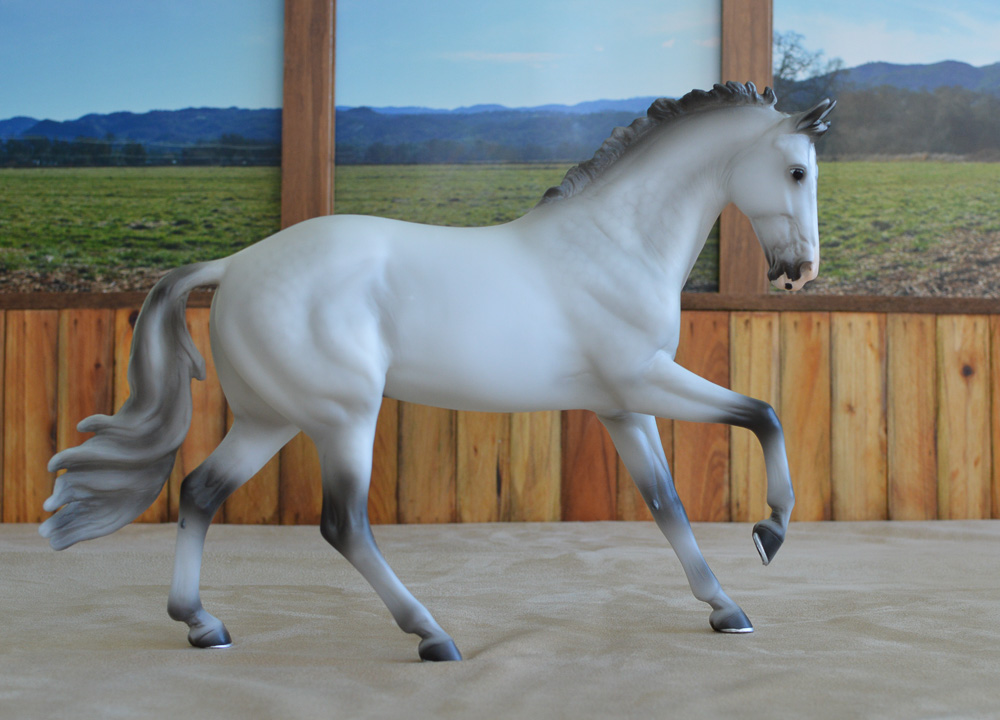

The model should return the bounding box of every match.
[167,416,296,648]
[311,417,462,662]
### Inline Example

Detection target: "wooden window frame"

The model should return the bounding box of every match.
[3,0,996,315]
[276,0,1000,316]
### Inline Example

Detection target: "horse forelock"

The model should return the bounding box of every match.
[539,81,779,205]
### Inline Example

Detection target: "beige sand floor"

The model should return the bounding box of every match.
[2,521,999,719]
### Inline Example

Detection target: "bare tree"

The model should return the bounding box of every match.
[773,31,845,111]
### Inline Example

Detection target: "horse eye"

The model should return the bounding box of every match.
[790,167,806,182]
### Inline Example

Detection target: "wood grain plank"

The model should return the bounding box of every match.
[780,312,832,521]
[729,312,780,522]
[886,314,937,520]
[0,311,5,520]
[278,433,322,525]
[561,410,617,521]
[509,411,561,521]
[281,0,335,227]
[456,411,510,523]
[831,313,887,520]
[55,310,114,522]
[370,397,399,525]
[672,311,730,521]
[3,311,59,523]
[57,309,114,454]
[936,315,991,519]
[398,403,456,524]
[992,317,1000,520]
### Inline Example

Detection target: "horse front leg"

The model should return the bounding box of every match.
[627,353,795,564]
[599,412,752,633]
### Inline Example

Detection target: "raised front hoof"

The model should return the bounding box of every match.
[709,607,754,634]
[418,638,463,662]
[187,624,233,649]
[752,520,785,566]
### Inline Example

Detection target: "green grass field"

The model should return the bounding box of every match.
[810,161,1000,295]
[0,166,281,289]
[2,162,998,294]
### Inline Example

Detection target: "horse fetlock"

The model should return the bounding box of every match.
[167,596,201,623]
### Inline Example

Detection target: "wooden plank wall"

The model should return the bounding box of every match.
[2,307,998,524]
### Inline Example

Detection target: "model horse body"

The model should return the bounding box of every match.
[42,83,834,661]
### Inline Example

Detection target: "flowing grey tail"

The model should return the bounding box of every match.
[40,260,227,550]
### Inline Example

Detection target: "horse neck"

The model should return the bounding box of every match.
[525,109,770,278]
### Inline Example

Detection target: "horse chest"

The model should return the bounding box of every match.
[561,257,681,358]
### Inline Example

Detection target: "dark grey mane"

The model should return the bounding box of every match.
[539,81,778,204]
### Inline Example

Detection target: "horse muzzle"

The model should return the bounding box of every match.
[768,260,817,292]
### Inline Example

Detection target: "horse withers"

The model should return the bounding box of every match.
[43,82,834,661]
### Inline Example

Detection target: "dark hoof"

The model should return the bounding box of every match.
[188,624,232,649]
[752,520,784,566]
[419,638,463,662]
[710,607,754,634]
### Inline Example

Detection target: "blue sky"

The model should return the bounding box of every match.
[335,0,721,109]
[1,0,997,121]
[774,0,1000,70]
[0,0,284,121]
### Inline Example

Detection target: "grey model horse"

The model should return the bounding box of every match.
[43,82,834,661]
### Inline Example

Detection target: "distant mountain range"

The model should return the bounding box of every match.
[839,60,1000,95]
[2,60,997,152]
[0,107,282,146]
[336,97,661,116]
[0,98,660,146]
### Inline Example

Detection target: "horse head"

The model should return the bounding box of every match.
[728,96,836,291]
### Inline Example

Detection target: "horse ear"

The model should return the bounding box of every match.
[795,99,837,139]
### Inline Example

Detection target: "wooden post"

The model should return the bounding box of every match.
[278,0,337,523]
[281,0,336,225]
[719,0,772,296]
